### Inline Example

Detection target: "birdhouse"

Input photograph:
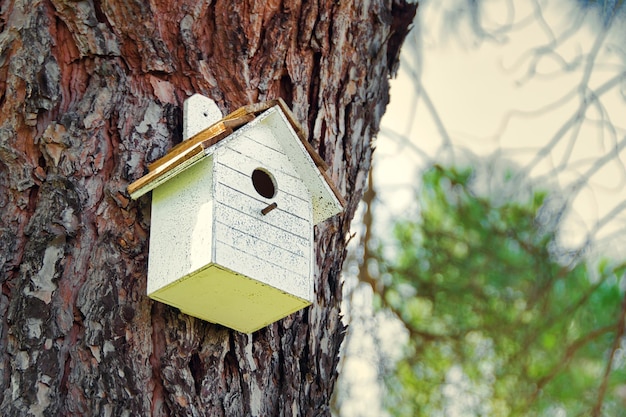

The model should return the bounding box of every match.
[128,94,344,333]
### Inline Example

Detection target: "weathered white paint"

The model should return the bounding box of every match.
[142,94,342,332]
[262,108,343,223]
[211,126,313,302]
[215,203,309,256]
[214,222,307,276]
[215,162,310,220]
[147,157,214,294]
[200,107,343,225]
[182,94,223,140]
[214,181,310,233]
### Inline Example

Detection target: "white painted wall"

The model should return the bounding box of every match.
[147,157,214,294]
[213,123,314,301]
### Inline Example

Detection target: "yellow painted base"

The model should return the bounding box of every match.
[148,264,311,333]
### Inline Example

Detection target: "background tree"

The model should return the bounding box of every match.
[0,1,417,415]
[378,164,626,416]
[336,0,626,415]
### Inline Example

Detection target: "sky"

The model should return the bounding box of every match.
[336,1,626,416]
[375,0,626,256]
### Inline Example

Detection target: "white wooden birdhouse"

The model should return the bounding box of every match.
[128,94,344,333]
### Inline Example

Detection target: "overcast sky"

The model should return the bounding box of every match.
[376,0,626,255]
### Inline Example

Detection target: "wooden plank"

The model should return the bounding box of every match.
[127,116,252,198]
[146,114,251,174]
[219,132,305,183]
[214,221,308,275]
[214,240,311,301]
[128,121,251,199]
[216,131,283,164]
[148,122,231,172]
[127,145,205,197]
[235,100,279,117]
[214,184,311,232]
[217,161,310,210]
[215,202,309,255]
[215,165,312,220]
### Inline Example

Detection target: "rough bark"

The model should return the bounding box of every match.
[0,0,417,416]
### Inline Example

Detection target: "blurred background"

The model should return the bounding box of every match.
[332,1,626,416]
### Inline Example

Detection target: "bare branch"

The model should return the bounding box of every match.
[521,72,626,179]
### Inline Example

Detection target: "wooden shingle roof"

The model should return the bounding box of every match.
[127,99,346,211]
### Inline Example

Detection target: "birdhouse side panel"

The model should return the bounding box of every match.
[211,135,314,301]
[147,157,215,294]
[213,182,311,300]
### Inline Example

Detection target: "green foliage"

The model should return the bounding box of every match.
[379,165,626,417]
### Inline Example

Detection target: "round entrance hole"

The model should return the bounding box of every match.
[251,168,276,199]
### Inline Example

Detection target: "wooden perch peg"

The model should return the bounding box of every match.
[261,202,278,215]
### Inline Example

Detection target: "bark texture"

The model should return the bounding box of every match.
[0,0,417,415]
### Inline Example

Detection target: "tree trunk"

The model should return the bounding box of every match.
[0,0,416,415]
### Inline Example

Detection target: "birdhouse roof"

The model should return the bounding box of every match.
[127,99,345,222]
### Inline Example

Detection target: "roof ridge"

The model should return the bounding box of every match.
[127,99,344,208]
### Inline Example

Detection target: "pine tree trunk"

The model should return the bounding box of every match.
[0,1,416,415]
